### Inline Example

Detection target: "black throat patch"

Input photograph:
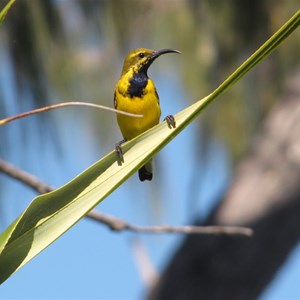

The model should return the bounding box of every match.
[128,72,148,98]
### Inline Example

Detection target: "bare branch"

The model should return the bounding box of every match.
[0,159,53,194]
[0,159,253,236]
[87,210,252,236]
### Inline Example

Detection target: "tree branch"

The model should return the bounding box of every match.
[0,159,252,236]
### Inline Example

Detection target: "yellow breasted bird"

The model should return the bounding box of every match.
[114,48,180,181]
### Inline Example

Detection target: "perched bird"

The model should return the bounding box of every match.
[114,48,180,181]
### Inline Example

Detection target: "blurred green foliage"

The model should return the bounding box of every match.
[1,0,299,160]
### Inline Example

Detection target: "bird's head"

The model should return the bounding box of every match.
[121,48,181,75]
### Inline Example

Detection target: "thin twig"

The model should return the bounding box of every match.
[131,238,158,288]
[0,159,253,236]
[0,101,142,125]
[87,210,252,236]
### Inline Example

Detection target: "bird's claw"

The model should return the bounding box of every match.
[115,140,125,165]
[164,115,176,129]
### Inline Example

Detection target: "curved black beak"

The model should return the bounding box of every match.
[152,49,181,60]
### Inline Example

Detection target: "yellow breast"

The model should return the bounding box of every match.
[115,72,161,140]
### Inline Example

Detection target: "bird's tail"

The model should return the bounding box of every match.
[138,160,153,181]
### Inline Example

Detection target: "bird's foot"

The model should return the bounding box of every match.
[115,139,126,165]
[164,115,176,129]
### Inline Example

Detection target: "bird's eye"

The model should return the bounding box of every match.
[138,52,145,58]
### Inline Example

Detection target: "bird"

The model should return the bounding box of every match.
[114,48,180,181]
